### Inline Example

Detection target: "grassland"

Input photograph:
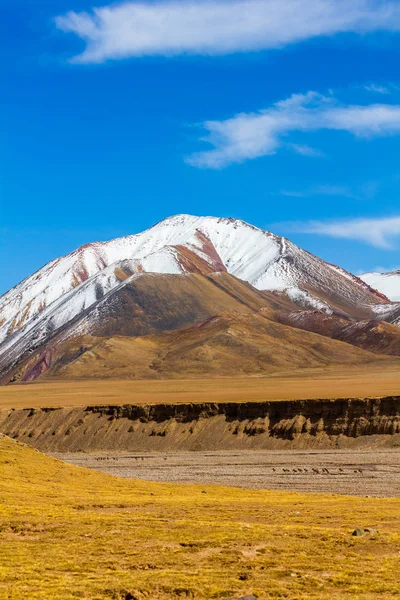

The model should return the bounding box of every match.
[2,363,400,410]
[1,435,400,599]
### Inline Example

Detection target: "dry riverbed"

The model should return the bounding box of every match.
[55,449,400,497]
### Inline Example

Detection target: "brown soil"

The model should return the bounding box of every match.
[55,449,400,497]
[3,392,400,454]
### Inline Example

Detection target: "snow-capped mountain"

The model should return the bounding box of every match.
[360,271,400,302]
[0,214,392,379]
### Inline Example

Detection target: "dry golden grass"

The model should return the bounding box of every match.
[2,364,400,410]
[1,435,400,599]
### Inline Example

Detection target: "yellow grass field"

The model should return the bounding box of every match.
[2,364,400,410]
[1,434,400,599]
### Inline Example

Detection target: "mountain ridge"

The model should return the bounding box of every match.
[361,270,400,302]
[0,214,389,335]
[1,214,399,383]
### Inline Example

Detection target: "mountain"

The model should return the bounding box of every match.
[0,272,274,379]
[359,271,400,326]
[0,215,388,339]
[13,310,392,382]
[278,310,400,356]
[0,214,397,382]
[360,271,400,302]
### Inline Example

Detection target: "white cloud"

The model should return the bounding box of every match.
[186,91,400,168]
[279,190,308,198]
[365,83,390,94]
[289,143,325,157]
[312,185,356,197]
[281,185,357,198]
[287,216,400,249]
[56,0,400,64]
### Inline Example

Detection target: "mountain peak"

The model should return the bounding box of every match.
[0,214,391,381]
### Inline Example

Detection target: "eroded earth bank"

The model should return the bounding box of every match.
[2,396,400,453]
[3,396,400,496]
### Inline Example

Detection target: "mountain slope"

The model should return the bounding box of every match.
[1,214,397,382]
[1,272,276,381]
[8,310,393,382]
[0,215,388,350]
[278,310,400,357]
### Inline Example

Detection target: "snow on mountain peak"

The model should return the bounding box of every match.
[360,271,400,302]
[0,215,390,360]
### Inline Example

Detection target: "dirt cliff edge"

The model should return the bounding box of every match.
[2,396,400,452]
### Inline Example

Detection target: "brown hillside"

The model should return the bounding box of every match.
[337,320,400,355]
[17,311,394,382]
[2,272,275,383]
[278,310,400,356]
[4,272,400,384]
[60,271,276,338]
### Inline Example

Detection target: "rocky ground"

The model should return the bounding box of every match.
[55,449,400,497]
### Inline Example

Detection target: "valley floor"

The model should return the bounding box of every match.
[3,368,400,597]
[55,449,400,498]
[2,363,400,409]
[2,435,400,599]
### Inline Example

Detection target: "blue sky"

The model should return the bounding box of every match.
[2,0,400,295]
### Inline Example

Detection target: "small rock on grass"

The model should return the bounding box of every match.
[352,528,364,536]
[364,528,379,535]
[352,528,379,536]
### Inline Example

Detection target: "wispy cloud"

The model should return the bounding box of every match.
[186,91,400,168]
[280,184,365,199]
[279,190,308,198]
[364,83,390,94]
[282,177,383,201]
[289,143,325,157]
[56,0,400,64]
[284,216,400,249]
